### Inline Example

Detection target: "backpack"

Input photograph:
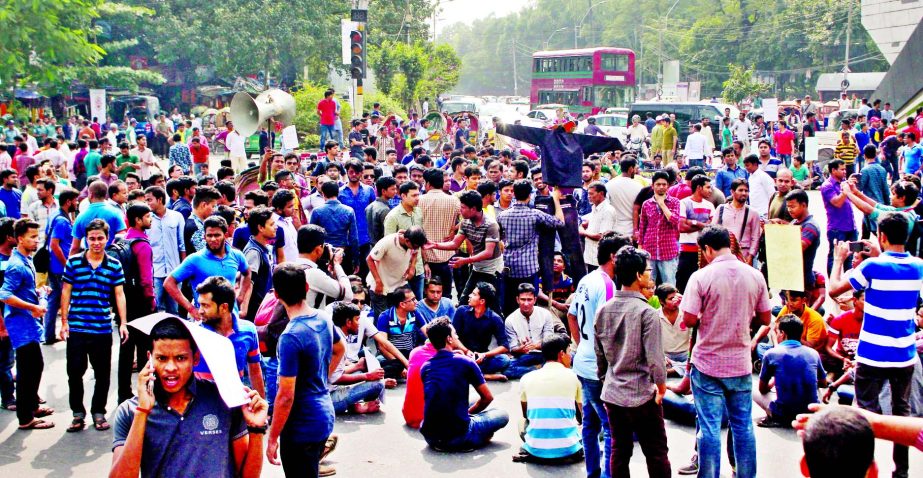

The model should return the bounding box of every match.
[105,237,149,304]
[255,292,290,358]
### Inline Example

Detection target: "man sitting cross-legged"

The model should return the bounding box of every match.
[328,301,386,415]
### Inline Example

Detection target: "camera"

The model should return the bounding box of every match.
[848,241,868,253]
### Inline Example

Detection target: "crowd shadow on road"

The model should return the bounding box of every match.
[421,439,514,474]
[30,428,113,478]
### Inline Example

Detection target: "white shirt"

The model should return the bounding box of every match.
[627,124,647,142]
[732,119,751,142]
[583,201,617,266]
[838,99,852,111]
[226,130,246,157]
[422,101,429,114]
[273,213,299,262]
[747,168,776,217]
[684,132,708,160]
[504,307,556,350]
[606,176,643,235]
[700,125,716,151]
[132,146,158,180]
[417,127,431,150]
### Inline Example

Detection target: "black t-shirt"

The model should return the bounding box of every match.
[634,186,655,208]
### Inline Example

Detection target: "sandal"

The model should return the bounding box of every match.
[18,419,55,430]
[1,402,16,411]
[94,417,111,431]
[67,417,85,433]
[34,406,54,418]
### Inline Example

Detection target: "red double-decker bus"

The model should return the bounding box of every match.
[530,47,637,114]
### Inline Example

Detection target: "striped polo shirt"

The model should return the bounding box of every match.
[63,253,124,334]
[519,361,583,459]
[849,251,923,368]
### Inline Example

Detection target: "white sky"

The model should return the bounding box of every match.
[435,0,532,30]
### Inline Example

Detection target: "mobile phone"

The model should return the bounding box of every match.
[146,360,156,396]
[848,241,867,253]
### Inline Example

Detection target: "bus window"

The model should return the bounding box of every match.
[593,86,634,108]
[673,105,697,128]
[696,105,721,121]
[582,86,593,103]
[582,56,592,71]
[600,54,629,71]
[533,59,541,72]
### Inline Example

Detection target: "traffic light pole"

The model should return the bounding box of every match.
[349,6,368,119]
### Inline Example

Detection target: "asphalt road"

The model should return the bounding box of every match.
[1,191,922,477]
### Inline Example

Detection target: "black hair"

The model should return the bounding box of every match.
[651,170,670,184]
[655,283,678,304]
[619,157,637,172]
[217,167,235,181]
[879,212,911,246]
[0,217,14,243]
[193,185,220,208]
[196,276,236,310]
[614,246,649,288]
[320,181,339,199]
[244,189,269,206]
[332,301,361,327]
[127,203,152,228]
[512,179,532,201]
[403,225,428,248]
[203,215,228,233]
[730,177,749,192]
[690,175,710,193]
[427,317,453,349]
[473,282,496,310]
[376,176,397,195]
[458,190,483,211]
[273,263,308,306]
[892,180,920,206]
[150,317,198,354]
[297,224,326,254]
[423,168,444,188]
[785,189,809,206]
[261,181,279,193]
[541,334,571,362]
[517,282,536,297]
[512,159,530,178]
[247,206,274,234]
[697,225,731,251]
[802,406,875,478]
[398,181,419,196]
[271,188,295,212]
[598,232,631,267]
[828,159,845,172]
[58,187,79,207]
[476,180,496,198]
[387,286,414,308]
[777,314,804,342]
[13,218,39,239]
[274,170,292,183]
[742,154,759,166]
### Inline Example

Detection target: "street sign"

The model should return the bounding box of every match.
[351,8,368,22]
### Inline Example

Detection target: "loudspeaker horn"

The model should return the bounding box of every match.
[229,88,296,138]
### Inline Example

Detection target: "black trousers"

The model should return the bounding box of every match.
[15,341,44,425]
[675,250,699,294]
[118,327,151,404]
[856,363,914,477]
[605,398,672,478]
[67,332,112,418]
[280,437,327,478]
[427,261,454,299]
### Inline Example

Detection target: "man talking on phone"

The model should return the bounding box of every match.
[110,317,268,478]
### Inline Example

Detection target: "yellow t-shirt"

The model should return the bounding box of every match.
[778,305,827,349]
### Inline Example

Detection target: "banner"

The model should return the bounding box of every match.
[89,89,107,123]
[281,125,299,150]
[804,137,819,164]
[764,224,804,291]
[763,98,779,122]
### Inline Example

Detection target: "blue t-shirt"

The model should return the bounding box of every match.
[759,340,825,418]
[416,297,456,324]
[48,213,74,274]
[72,202,126,247]
[0,249,41,349]
[375,308,426,356]
[420,349,486,442]
[170,244,249,307]
[904,144,923,174]
[454,128,470,149]
[62,253,125,334]
[0,187,22,219]
[849,251,923,368]
[338,184,376,245]
[567,269,616,380]
[195,316,261,382]
[451,305,509,353]
[277,310,339,444]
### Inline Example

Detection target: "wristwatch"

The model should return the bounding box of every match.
[248,424,268,434]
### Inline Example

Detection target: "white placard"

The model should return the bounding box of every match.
[804,136,819,164]
[763,98,779,122]
[89,89,107,123]
[129,313,249,408]
[281,125,299,150]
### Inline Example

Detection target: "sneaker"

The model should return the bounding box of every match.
[319,464,336,477]
[678,453,698,475]
[321,435,338,460]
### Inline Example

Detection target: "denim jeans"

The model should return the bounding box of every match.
[330,381,384,414]
[779,154,792,168]
[579,376,612,478]
[319,124,335,149]
[43,273,62,343]
[651,257,678,286]
[503,352,544,380]
[427,408,510,451]
[478,354,511,375]
[0,337,15,406]
[261,356,279,411]
[665,351,688,378]
[154,277,178,315]
[427,261,454,299]
[689,366,756,478]
[407,274,424,301]
[826,229,857,275]
[280,437,327,478]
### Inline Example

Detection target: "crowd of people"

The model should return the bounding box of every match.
[1,95,923,478]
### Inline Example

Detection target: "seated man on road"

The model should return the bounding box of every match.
[451,282,511,381]
[754,315,827,428]
[329,302,385,415]
[751,289,827,359]
[515,334,583,464]
[420,318,509,452]
[415,277,456,324]
[656,283,690,377]
[375,286,427,379]
[504,283,557,380]
[403,330,440,429]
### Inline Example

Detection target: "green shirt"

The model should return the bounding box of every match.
[84,151,102,177]
[721,126,733,150]
[662,126,678,152]
[116,154,139,180]
[791,164,809,181]
[650,124,664,152]
[868,203,916,224]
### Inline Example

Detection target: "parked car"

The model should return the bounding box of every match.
[576,114,629,140]
[628,101,740,147]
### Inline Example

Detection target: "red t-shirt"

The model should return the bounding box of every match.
[904,125,922,142]
[773,129,795,155]
[402,342,438,428]
[317,98,337,126]
[190,143,210,164]
[828,309,862,357]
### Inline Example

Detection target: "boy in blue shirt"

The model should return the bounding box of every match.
[754,315,827,428]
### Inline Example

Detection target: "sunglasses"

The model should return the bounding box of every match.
[362,174,375,179]
[351,298,366,306]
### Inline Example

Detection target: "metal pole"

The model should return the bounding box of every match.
[512,40,518,97]
[842,0,853,93]
[574,25,579,49]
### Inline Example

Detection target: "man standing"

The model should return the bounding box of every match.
[317,89,337,148]
[595,246,670,478]
[24,179,58,243]
[676,175,715,292]
[270,189,297,264]
[225,121,248,172]
[773,122,795,167]
[144,186,185,314]
[420,318,509,451]
[0,219,51,429]
[266,263,344,477]
[733,112,752,156]
[581,182,617,273]
[311,181,359,273]
[828,213,923,478]
[606,157,643,236]
[743,154,776,218]
[821,159,857,274]
[0,169,22,219]
[684,124,708,168]
[44,189,78,344]
[339,160,376,274]
[714,147,748,198]
[420,169,461,297]
[637,171,681,286]
[294,225,354,309]
[681,226,771,478]
[661,117,678,165]
[784,190,822,300]
[243,206,276,323]
[366,176,397,245]
[70,181,126,253]
[714,179,762,265]
[60,219,128,432]
[384,182,424,298]
[168,133,191,175]
[857,145,890,238]
[567,232,629,478]
[366,227,428,319]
